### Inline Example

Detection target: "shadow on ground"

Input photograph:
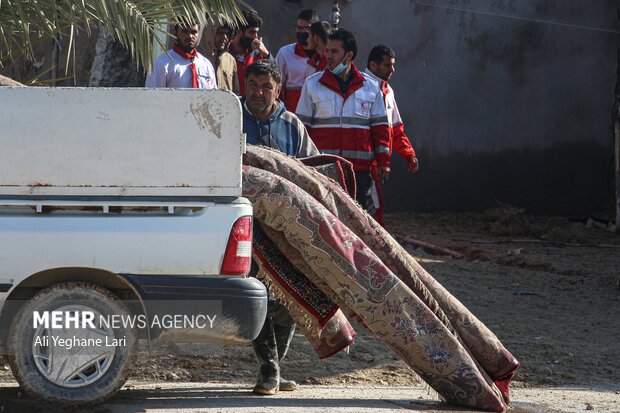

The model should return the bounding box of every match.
[0,384,558,413]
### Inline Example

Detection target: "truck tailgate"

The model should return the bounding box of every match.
[0,87,244,198]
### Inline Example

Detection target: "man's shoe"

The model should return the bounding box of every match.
[253,380,279,395]
[252,360,279,395]
[278,378,298,391]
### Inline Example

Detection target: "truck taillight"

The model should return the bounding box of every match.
[220,216,253,276]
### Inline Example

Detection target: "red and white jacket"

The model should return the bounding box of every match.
[363,68,416,160]
[296,64,391,171]
[276,43,327,112]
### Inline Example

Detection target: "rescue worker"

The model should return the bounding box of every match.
[146,18,216,89]
[242,59,319,395]
[308,21,332,59]
[275,9,326,112]
[365,45,419,224]
[296,29,391,215]
[229,10,272,95]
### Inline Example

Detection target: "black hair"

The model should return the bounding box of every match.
[328,29,357,60]
[367,45,396,68]
[310,21,331,45]
[297,9,319,23]
[239,10,263,31]
[245,59,282,85]
[216,23,234,38]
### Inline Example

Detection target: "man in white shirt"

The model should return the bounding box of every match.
[146,19,216,89]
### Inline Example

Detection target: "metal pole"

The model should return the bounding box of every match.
[331,0,341,29]
[614,114,620,234]
[615,28,620,234]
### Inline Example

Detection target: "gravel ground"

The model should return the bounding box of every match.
[1,210,619,411]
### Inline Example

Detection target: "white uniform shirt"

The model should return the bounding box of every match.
[146,49,216,89]
[275,43,317,92]
[363,68,416,160]
[363,68,403,128]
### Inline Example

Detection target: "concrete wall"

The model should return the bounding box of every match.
[252,0,619,217]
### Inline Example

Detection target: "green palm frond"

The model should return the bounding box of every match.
[0,0,248,72]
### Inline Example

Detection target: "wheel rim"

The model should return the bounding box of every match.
[32,305,116,388]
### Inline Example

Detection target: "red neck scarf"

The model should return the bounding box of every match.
[380,80,390,104]
[319,63,366,99]
[294,42,308,58]
[308,52,327,72]
[380,80,390,95]
[173,44,199,88]
[295,43,326,71]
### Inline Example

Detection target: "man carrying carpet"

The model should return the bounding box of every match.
[241,59,319,395]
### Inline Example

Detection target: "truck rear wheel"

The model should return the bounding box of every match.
[7,282,137,406]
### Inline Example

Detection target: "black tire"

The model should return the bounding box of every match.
[7,282,137,406]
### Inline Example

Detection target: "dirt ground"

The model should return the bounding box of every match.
[1,210,619,406]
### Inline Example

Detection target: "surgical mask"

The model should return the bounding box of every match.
[330,62,346,75]
[330,56,349,75]
[296,32,309,46]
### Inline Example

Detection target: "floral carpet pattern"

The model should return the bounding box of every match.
[242,146,519,412]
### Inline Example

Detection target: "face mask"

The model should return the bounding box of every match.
[330,62,346,75]
[330,55,349,75]
[240,36,253,50]
[296,32,309,46]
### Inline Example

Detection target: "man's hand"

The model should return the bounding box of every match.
[253,37,270,58]
[378,166,391,181]
[408,156,419,173]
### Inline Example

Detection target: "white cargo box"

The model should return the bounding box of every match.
[0,87,244,198]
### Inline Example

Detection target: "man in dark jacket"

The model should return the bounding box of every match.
[243,60,318,157]
[242,60,318,395]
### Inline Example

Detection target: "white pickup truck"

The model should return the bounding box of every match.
[0,87,267,405]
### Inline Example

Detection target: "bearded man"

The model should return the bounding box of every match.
[146,18,216,89]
